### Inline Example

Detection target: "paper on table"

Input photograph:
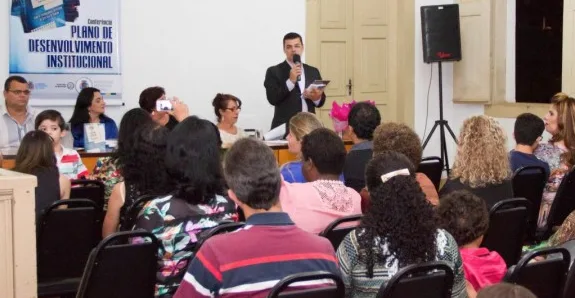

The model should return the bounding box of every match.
[263,123,286,141]
[264,140,288,146]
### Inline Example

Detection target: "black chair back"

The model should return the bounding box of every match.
[37,199,101,296]
[267,271,345,298]
[71,179,106,211]
[504,247,570,298]
[121,194,158,231]
[319,214,362,249]
[512,166,547,243]
[376,261,454,298]
[76,231,159,298]
[564,260,575,298]
[481,198,530,267]
[417,156,443,191]
[195,221,246,253]
[546,167,575,234]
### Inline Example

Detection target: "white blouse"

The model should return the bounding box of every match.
[219,128,247,147]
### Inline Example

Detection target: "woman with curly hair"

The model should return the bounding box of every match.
[439,115,512,210]
[534,92,575,228]
[372,122,439,206]
[336,151,467,298]
[436,190,506,292]
[102,123,170,237]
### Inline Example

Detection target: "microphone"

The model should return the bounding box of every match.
[293,54,301,82]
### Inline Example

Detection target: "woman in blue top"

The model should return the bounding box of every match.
[280,112,324,182]
[69,87,118,148]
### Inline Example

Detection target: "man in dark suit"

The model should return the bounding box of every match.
[264,32,326,129]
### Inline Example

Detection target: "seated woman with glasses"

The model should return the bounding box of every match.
[212,93,246,148]
[69,87,118,148]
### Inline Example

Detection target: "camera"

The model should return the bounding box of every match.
[156,99,173,111]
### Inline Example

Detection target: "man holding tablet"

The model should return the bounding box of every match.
[264,32,328,130]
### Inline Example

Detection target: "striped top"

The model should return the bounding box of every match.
[337,228,467,298]
[174,212,340,298]
[56,145,88,179]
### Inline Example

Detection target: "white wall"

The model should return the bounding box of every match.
[0,1,306,132]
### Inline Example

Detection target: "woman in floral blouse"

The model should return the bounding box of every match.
[135,116,237,297]
[91,108,154,208]
[534,93,575,228]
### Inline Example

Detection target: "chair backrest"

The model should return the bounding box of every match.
[76,231,159,298]
[71,179,106,210]
[267,271,345,298]
[417,156,443,191]
[564,258,575,298]
[37,199,101,281]
[511,166,547,243]
[121,194,158,231]
[547,167,575,231]
[376,261,454,298]
[504,247,570,298]
[319,214,363,249]
[194,221,246,253]
[481,198,530,267]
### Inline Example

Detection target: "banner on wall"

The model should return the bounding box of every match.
[9,0,121,104]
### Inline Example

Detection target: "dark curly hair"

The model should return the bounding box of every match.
[166,116,226,204]
[373,122,423,168]
[116,124,170,196]
[348,102,381,140]
[301,128,347,175]
[359,151,437,278]
[436,190,489,246]
[111,108,155,163]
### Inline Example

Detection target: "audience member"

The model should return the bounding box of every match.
[212,93,246,147]
[440,116,512,210]
[437,190,506,292]
[280,112,323,182]
[35,109,88,180]
[343,102,381,192]
[139,86,189,130]
[547,204,575,247]
[91,108,154,208]
[174,138,339,297]
[1,76,38,150]
[336,151,467,298]
[102,123,169,237]
[534,92,575,228]
[13,131,70,220]
[280,128,362,233]
[69,87,118,148]
[372,122,439,206]
[509,113,550,176]
[477,283,536,298]
[135,116,237,297]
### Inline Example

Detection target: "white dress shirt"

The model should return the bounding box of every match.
[285,60,322,113]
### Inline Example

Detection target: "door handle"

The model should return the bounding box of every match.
[346,79,352,96]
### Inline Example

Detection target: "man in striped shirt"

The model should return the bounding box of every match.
[174,138,340,298]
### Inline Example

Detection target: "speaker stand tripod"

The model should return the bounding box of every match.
[422,61,458,175]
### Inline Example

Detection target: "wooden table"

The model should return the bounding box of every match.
[1,142,351,173]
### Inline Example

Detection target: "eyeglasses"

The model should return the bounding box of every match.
[225,107,241,112]
[8,89,31,96]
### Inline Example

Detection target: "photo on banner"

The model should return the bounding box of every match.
[9,0,121,105]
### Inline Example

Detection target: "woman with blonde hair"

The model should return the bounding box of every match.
[439,115,512,210]
[280,112,324,182]
[534,92,575,228]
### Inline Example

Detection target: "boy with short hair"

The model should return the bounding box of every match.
[510,113,550,176]
[35,109,88,179]
[437,190,507,292]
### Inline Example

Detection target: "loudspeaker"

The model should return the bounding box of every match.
[421,4,462,63]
